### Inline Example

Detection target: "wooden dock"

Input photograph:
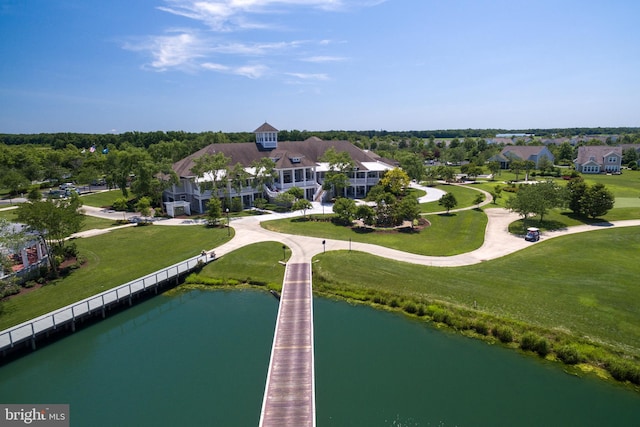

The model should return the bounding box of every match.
[259,262,315,427]
[0,253,211,357]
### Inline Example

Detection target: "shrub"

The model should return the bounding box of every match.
[403,302,417,314]
[493,325,513,343]
[389,298,400,308]
[416,305,426,317]
[472,321,489,336]
[606,359,640,384]
[519,332,549,356]
[534,337,550,357]
[431,308,451,324]
[112,197,129,211]
[372,294,387,305]
[520,332,539,351]
[557,344,582,365]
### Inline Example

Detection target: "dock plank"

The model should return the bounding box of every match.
[260,262,315,427]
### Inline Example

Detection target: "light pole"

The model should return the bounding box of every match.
[282,245,286,261]
[322,240,326,253]
[226,208,230,236]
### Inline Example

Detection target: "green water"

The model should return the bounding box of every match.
[1,290,639,426]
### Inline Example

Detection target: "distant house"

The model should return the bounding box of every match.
[573,146,622,174]
[163,123,396,216]
[488,146,555,169]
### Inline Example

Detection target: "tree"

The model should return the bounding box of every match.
[274,192,295,209]
[229,162,250,201]
[191,152,231,195]
[510,160,525,181]
[332,197,356,224]
[523,160,536,181]
[397,195,421,226]
[435,165,455,183]
[622,148,638,166]
[490,184,502,205]
[424,167,438,186]
[557,142,574,163]
[438,192,457,213]
[0,169,29,202]
[487,161,500,179]
[27,186,42,202]
[135,196,152,222]
[16,195,85,276]
[251,157,277,198]
[292,198,313,218]
[466,165,484,181]
[321,148,354,198]
[506,181,565,226]
[355,204,376,226]
[473,193,485,208]
[398,153,425,182]
[205,197,222,226]
[566,176,587,214]
[286,186,304,200]
[581,183,614,218]
[380,168,410,196]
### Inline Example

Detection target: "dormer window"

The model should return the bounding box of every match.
[290,157,301,163]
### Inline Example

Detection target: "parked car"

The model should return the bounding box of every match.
[525,227,540,242]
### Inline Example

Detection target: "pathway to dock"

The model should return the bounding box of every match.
[259,262,315,427]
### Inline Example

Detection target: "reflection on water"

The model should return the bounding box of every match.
[0,290,638,427]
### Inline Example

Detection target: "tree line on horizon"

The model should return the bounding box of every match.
[2,127,640,150]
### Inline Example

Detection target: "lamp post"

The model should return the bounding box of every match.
[322,240,326,253]
[282,245,286,261]
[226,208,230,236]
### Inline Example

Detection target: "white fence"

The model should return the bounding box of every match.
[0,253,210,353]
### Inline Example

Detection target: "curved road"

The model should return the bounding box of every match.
[61,183,640,266]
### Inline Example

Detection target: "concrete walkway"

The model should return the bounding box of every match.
[62,183,640,266]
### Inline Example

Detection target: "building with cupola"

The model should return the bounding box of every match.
[162,123,396,216]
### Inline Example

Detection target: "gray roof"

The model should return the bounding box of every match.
[254,122,278,133]
[574,146,622,165]
[172,137,395,178]
[500,146,551,160]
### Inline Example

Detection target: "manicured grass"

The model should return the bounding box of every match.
[583,171,640,198]
[189,241,287,289]
[78,215,120,231]
[420,183,484,213]
[1,207,121,231]
[0,208,18,222]
[311,226,640,358]
[80,189,132,208]
[0,225,231,329]
[508,207,640,234]
[261,209,487,256]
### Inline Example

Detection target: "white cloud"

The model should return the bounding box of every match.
[286,72,329,80]
[202,62,269,78]
[301,55,346,63]
[157,1,382,31]
[123,30,209,71]
[125,0,384,78]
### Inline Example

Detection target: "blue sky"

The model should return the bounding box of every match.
[1,0,639,133]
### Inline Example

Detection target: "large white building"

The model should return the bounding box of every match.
[163,123,396,216]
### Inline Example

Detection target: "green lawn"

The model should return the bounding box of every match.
[420,183,485,213]
[312,226,640,358]
[1,207,120,231]
[261,209,487,256]
[192,241,287,287]
[80,189,132,208]
[0,225,231,329]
